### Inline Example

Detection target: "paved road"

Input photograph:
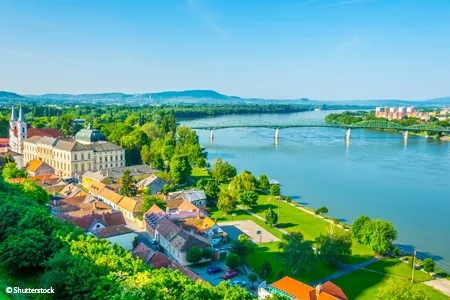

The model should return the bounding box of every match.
[424,278,450,297]
[238,205,289,235]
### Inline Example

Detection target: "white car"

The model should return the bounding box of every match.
[231,280,248,287]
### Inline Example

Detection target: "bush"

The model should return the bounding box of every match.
[225,253,240,269]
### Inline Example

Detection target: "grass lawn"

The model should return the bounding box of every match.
[0,266,39,300]
[333,259,447,300]
[246,242,336,284]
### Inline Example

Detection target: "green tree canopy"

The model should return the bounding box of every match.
[238,191,259,208]
[375,279,430,300]
[217,190,237,213]
[270,184,281,196]
[169,154,192,184]
[211,158,237,183]
[265,207,278,227]
[315,227,352,267]
[280,232,316,276]
[120,168,137,197]
[257,174,270,191]
[186,247,203,264]
[230,170,257,193]
[2,162,27,180]
[352,215,371,242]
[422,258,436,274]
[225,253,240,269]
[20,179,50,205]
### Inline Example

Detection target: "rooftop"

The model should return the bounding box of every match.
[91,224,134,238]
[74,123,107,144]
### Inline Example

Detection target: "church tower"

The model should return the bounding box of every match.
[9,105,27,154]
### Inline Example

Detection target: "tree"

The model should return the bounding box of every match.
[196,178,207,190]
[248,274,257,289]
[366,219,398,255]
[315,206,329,216]
[231,234,254,259]
[280,232,316,276]
[315,227,352,267]
[2,162,27,180]
[375,279,430,300]
[257,174,270,191]
[211,158,236,183]
[169,154,192,184]
[217,190,237,213]
[422,258,436,274]
[20,179,50,205]
[352,216,371,242]
[225,253,240,269]
[260,261,272,279]
[205,181,220,205]
[186,247,203,264]
[0,153,15,171]
[265,207,278,227]
[141,193,166,212]
[238,191,258,208]
[120,168,137,196]
[230,170,257,192]
[202,248,214,260]
[0,229,55,273]
[269,184,280,197]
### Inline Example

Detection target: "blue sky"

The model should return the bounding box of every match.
[1,0,449,100]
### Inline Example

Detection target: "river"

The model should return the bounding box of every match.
[181,110,450,272]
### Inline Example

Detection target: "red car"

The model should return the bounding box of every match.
[221,269,238,280]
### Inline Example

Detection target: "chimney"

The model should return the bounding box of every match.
[196,208,200,219]
[315,284,322,298]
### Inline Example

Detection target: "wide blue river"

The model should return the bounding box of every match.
[182,110,450,271]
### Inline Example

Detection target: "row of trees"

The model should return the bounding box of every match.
[0,161,253,299]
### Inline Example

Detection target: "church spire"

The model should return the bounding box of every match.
[10,106,16,121]
[18,105,25,122]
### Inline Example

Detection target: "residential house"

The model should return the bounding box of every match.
[26,159,55,176]
[167,190,207,208]
[258,276,348,300]
[67,212,127,232]
[51,196,112,217]
[145,205,212,265]
[136,174,167,194]
[132,243,170,269]
[97,187,123,210]
[89,181,106,198]
[81,170,111,189]
[117,196,142,220]
[165,198,199,214]
[89,225,137,251]
[59,183,88,198]
[83,164,159,185]
[33,176,66,194]
[172,213,227,246]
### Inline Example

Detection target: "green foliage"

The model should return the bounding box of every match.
[315,206,328,215]
[269,184,280,196]
[352,215,371,242]
[204,180,220,205]
[20,179,50,205]
[315,227,352,267]
[141,193,166,212]
[161,183,176,195]
[225,253,240,269]
[285,196,292,203]
[217,190,237,213]
[211,158,237,183]
[257,174,270,191]
[0,153,15,171]
[422,258,436,274]
[265,207,278,227]
[247,273,258,288]
[238,191,259,208]
[2,162,27,180]
[196,178,207,190]
[230,170,257,192]
[280,232,316,276]
[120,168,137,196]
[260,260,272,279]
[231,234,255,259]
[186,247,203,264]
[375,278,431,300]
[202,248,214,260]
[170,154,192,184]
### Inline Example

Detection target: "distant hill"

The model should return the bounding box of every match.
[149,90,241,100]
[0,91,24,99]
[426,97,450,105]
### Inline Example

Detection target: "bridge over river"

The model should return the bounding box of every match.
[186,119,450,143]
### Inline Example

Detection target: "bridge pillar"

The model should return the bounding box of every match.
[345,128,351,141]
[403,130,409,141]
[209,129,214,140]
[275,128,279,144]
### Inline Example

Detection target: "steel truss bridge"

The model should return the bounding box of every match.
[187,119,450,134]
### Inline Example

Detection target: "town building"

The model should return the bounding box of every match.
[375,106,430,121]
[88,225,137,251]
[167,190,208,208]
[22,123,125,178]
[136,174,167,194]
[25,159,55,176]
[132,243,171,269]
[0,147,23,169]
[258,276,348,300]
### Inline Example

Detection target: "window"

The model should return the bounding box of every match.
[74,155,78,161]
[81,154,84,160]
[120,155,123,160]
[105,156,108,162]
[74,164,78,171]
[100,157,102,163]
[88,153,91,159]
[115,155,118,161]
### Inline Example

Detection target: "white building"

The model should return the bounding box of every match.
[8,105,27,154]
[22,123,125,178]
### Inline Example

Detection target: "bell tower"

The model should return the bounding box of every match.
[9,105,27,154]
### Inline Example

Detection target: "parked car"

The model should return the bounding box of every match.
[150,238,158,245]
[231,280,248,287]
[221,269,238,280]
[206,265,223,275]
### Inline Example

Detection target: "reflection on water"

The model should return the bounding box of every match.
[183,111,450,270]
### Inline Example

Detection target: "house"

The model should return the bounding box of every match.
[172,214,227,246]
[167,190,207,208]
[117,196,142,220]
[165,199,199,214]
[132,243,170,269]
[81,170,111,189]
[89,225,137,251]
[97,187,123,210]
[50,195,112,216]
[59,183,87,198]
[33,176,66,194]
[145,206,212,265]
[0,147,23,169]
[136,174,167,194]
[83,164,159,185]
[27,128,63,139]
[169,260,203,281]
[88,181,106,197]
[258,276,348,300]
[26,159,55,176]
[67,212,127,232]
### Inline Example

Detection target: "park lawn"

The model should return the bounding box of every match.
[252,195,375,264]
[366,258,434,282]
[333,259,447,300]
[246,242,336,284]
[191,167,210,182]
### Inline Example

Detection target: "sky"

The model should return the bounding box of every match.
[0,0,450,100]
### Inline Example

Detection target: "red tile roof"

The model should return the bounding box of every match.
[270,277,348,300]
[27,128,63,138]
[322,281,348,300]
[91,225,134,238]
[70,212,127,231]
[0,138,9,147]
